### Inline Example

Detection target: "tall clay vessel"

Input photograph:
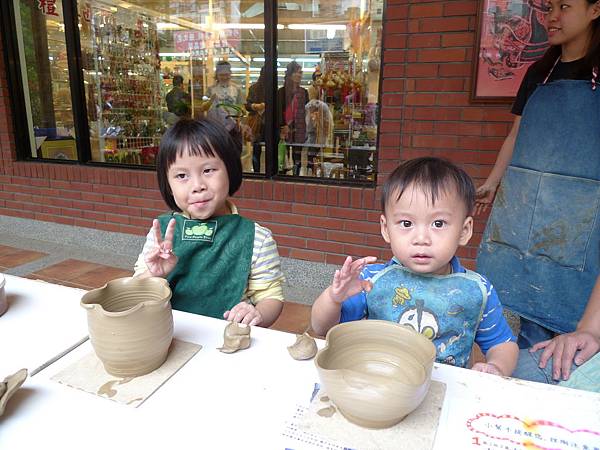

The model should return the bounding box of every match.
[81,277,173,377]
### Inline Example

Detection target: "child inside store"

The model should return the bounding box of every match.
[134,118,285,327]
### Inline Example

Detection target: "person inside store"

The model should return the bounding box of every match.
[311,157,518,377]
[165,75,191,121]
[475,0,600,386]
[245,66,266,173]
[307,68,322,101]
[277,61,309,175]
[133,118,285,327]
[305,99,333,177]
[207,60,244,133]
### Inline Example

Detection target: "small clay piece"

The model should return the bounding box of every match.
[287,332,318,360]
[218,322,251,353]
[0,368,28,416]
[317,405,337,418]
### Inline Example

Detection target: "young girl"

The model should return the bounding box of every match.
[475,0,600,382]
[134,118,285,327]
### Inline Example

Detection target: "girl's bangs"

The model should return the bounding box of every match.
[176,133,217,161]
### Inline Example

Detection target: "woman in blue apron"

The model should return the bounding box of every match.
[476,0,600,384]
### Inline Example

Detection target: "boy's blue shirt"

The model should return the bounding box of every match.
[340,256,516,354]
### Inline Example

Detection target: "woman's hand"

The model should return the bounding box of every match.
[280,125,290,140]
[531,331,600,381]
[224,302,263,326]
[144,218,178,278]
[475,181,499,216]
[329,256,377,304]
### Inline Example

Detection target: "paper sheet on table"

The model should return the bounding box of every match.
[52,339,201,408]
[282,380,446,450]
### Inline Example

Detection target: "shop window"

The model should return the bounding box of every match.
[13,0,78,160]
[276,2,382,182]
[77,0,264,168]
[4,1,383,185]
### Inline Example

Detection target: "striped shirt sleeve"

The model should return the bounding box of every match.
[133,226,155,276]
[245,223,285,304]
[474,274,517,354]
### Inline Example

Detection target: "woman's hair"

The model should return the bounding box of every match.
[381,157,475,215]
[535,0,600,77]
[156,118,243,212]
[284,61,302,105]
[252,66,266,95]
[215,60,232,75]
[305,99,333,145]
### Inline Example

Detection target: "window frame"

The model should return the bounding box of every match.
[0,0,384,186]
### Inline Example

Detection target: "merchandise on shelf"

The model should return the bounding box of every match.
[81,7,164,165]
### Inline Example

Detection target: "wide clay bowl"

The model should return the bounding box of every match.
[81,277,173,377]
[0,273,6,317]
[314,320,436,429]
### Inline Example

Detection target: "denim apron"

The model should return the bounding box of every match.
[366,264,487,368]
[477,74,600,335]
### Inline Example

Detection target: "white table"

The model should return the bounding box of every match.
[1,277,599,450]
[0,275,88,375]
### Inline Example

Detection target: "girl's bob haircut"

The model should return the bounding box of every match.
[156,118,243,212]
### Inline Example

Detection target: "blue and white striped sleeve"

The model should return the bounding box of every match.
[474,276,517,354]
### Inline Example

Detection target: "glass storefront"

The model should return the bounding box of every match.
[15,0,78,160]
[276,2,382,181]
[7,0,383,185]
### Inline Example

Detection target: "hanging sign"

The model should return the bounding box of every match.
[37,0,59,17]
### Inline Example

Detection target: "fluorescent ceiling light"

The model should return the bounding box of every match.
[287,24,346,31]
[157,23,184,30]
[231,67,262,72]
[253,57,320,63]
[276,67,315,72]
[212,23,283,30]
[294,58,321,63]
[214,23,265,30]
[159,52,190,58]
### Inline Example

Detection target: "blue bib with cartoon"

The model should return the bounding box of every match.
[366,264,487,368]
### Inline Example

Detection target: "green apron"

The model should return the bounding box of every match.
[158,213,255,318]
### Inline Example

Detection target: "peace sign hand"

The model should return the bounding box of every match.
[144,218,178,278]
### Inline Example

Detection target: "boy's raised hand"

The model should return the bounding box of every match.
[329,256,377,304]
[144,218,178,277]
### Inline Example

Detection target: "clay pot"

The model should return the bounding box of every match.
[0,274,6,317]
[81,277,173,377]
[314,320,436,429]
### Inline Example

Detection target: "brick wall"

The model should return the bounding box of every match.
[0,0,514,268]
